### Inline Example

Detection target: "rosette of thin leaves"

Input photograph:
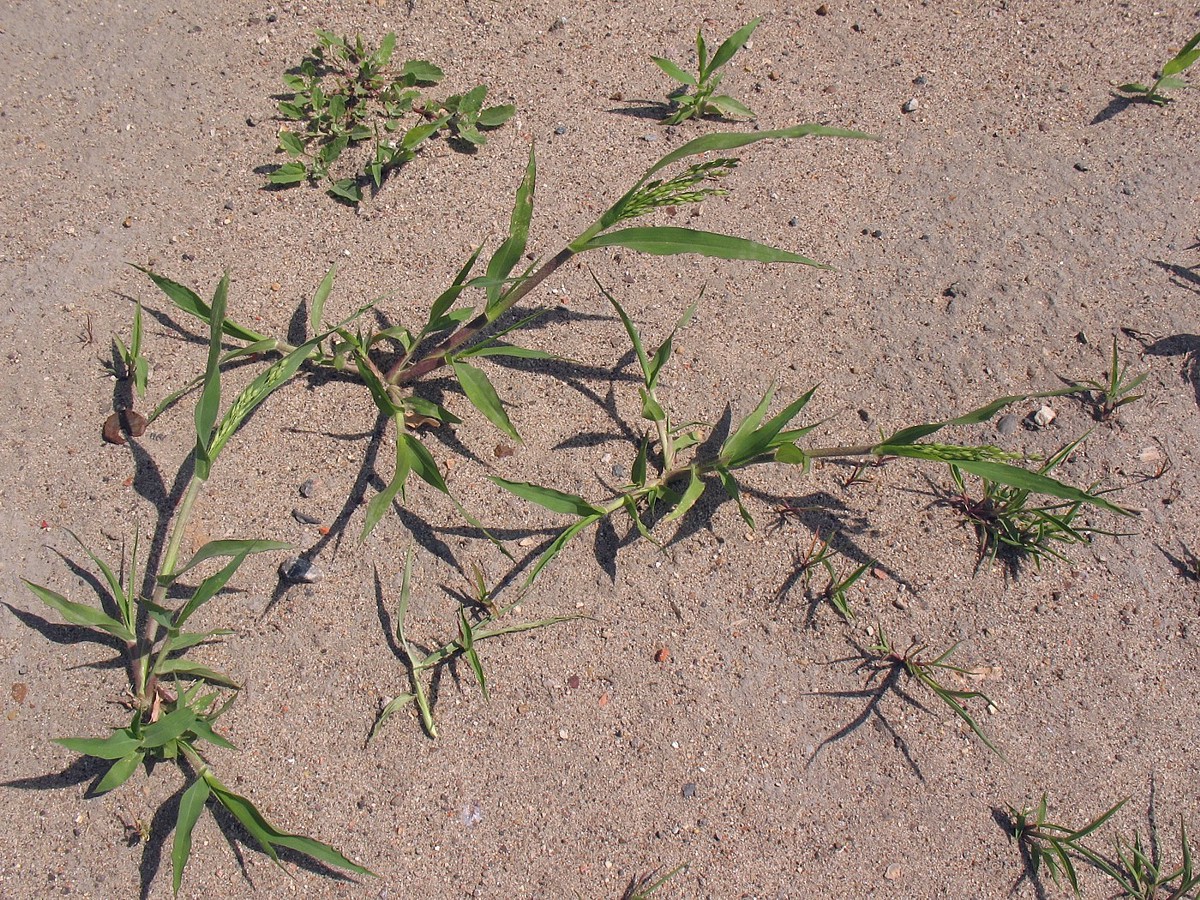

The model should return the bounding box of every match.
[21,280,373,894]
[1005,794,1128,895]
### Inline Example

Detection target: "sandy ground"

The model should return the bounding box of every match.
[2,1,1199,897]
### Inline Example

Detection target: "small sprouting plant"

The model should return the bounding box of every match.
[1004,794,1127,895]
[107,299,148,399]
[1119,28,1200,105]
[652,18,759,125]
[371,550,577,739]
[269,30,514,203]
[1094,819,1200,899]
[780,531,872,621]
[621,862,689,899]
[866,628,1002,756]
[1072,336,1149,421]
[945,435,1118,573]
[22,280,373,895]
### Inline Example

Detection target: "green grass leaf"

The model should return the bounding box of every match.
[486,146,536,315]
[206,770,374,876]
[490,478,602,517]
[707,94,756,118]
[95,749,144,794]
[22,579,136,643]
[652,56,698,86]
[708,18,760,73]
[55,729,141,760]
[168,539,292,583]
[172,776,212,897]
[362,415,412,540]
[452,359,520,440]
[662,466,705,524]
[582,226,827,266]
[308,266,336,333]
[132,268,268,346]
[192,273,229,480]
[155,659,240,689]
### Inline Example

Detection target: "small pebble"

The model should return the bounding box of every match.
[554,124,567,135]
[642,133,659,143]
[558,728,569,741]
[299,478,318,498]
[292,508,321,525]
[567,675,581,689]
[279,556,323,584]
[885,863,903,881]
[1032,405,1057,428]
[1074,161,1089,172]
[789,216,800,227]
[996,414,1019,436]
[901,98,919,113]
[681,782,697,799]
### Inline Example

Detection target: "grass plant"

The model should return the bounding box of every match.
[1071,337,1149,421]
[22,280,374,894]
[1119,29,1200,105]
[943,435,1121,574]
[1004,794,1128,895]
[652,19,759,124]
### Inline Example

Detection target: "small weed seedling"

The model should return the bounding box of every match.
[22,281,373,894]
[778,531,872,622]
[1004,794,1127,895]
[621,862,689,899]
[1119,28,1200,105]
[106,298,148,399]
[371,550,577,739]
[1094,819,1200,899]
[945,435,1119,574]
[1072,337,1149,421]
[865,628,1002,756]
[652,18,759,124]
[808,628,1002,770]
[269,30,514,202]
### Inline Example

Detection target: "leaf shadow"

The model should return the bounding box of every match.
[1089,93,1139,125]
[1124,328,1200,409]
[2,601,125,658]
[806,645,927,781]
[991,806,1052,900]
[2,754,112,793]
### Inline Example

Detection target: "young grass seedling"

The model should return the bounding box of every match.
[1119,28,1200,105]
[1004,794,1128,896]
[371,549,577,739]
[22,278,374,895]
[1092,819,1200,899]
[621,862,689,899]
[1071,336,1149,421]
[944,435,1121,574]
[866,627,1002,756]
[107,299,149,399]
[778,531,872,622]
[270,30,513,202]
[652,18,759,124]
